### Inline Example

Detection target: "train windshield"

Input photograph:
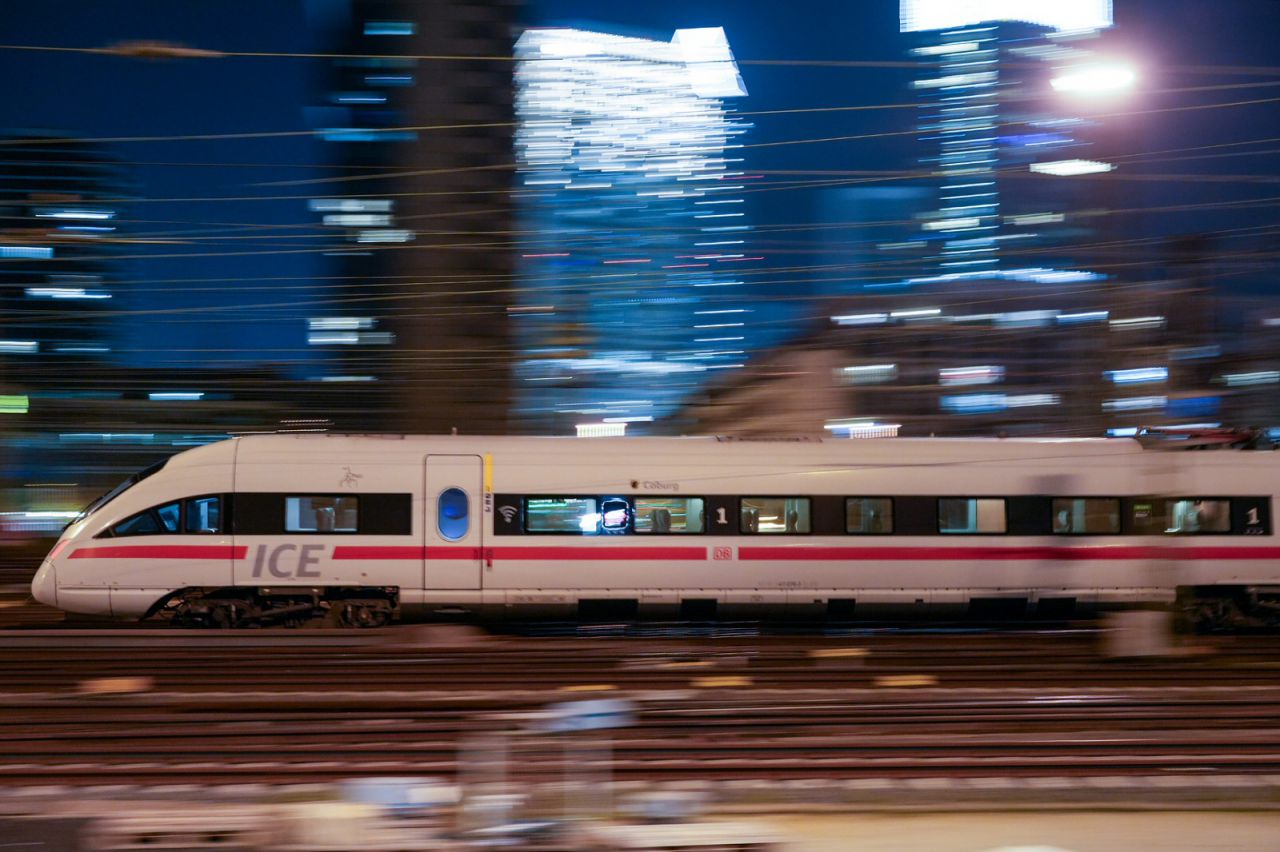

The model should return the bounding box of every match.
[74,460,167,522]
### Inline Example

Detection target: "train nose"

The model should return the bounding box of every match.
[31,561,57,608]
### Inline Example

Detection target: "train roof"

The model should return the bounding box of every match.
[220,433,1147,465]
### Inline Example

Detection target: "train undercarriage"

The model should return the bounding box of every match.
[143,585,1280,631]
[1177,585,1280,631]
[154,586,399,628]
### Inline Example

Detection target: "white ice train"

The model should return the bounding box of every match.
[28,433,1280,628]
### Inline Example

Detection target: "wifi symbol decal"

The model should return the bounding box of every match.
[498,505,518,524]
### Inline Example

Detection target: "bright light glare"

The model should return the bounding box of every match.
[1030,159,1114,176]
[1051,64,1136,93]
[900,0,1113,33]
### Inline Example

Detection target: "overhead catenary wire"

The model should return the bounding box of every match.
[6,240,1275,331]
[0,84,1276,149]
[4,186,1277,264]
[4,40,1280,77]
[9,128,1277,185]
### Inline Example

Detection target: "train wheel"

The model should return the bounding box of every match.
[169,600,211,629]
[339,601,391,628]
[209,603,239,629]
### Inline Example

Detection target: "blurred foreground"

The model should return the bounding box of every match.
[0,624,1277,848]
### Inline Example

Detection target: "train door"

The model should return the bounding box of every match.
[423,454,484,590]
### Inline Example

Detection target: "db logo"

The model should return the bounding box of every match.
[713,547,733,561]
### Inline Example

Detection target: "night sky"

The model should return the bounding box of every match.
[1,0,1277,370]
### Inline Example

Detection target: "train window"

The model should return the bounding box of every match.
[634,497,706,534]
[846,498,893,534]
[1128,500,1161,534]
[107,500,180,537]
[601,497,630,533]
[183,496,221,533]
[1169,499,1230,533]
[1051,498,1120,534]
[525,497,599,534]
[938,498,1007,534]
[155,502,180,533]
[285,496,358,533]
[1131,498,1232,534]
[437,488,469,541]
[110,509,162,537]
[740,497,811,534]
[77,459,167,523]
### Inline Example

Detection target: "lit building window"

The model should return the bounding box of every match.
[1106,367,1168,385]
[1102,396,1167,412]
[940,365,1004,386]
[841,364,898,385]
[364,21,415,36]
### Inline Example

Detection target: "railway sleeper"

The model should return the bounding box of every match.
[159,586,398,629]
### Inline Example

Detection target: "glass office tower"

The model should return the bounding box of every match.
[903,0,1117,278]
[513,27,755,435]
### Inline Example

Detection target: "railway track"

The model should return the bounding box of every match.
[0,630,1277,787]
[0,629,1276,688]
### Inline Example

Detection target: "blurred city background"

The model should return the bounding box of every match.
[2,4,1280,848]
[1,0,1278,552]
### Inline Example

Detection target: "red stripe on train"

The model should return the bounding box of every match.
[332,546,428,560]
[432,547,482,559]
[1173,547,1280,560]
[331,547,490,560]
[334,546,707,561]
[342,546,711,560]
[490,546,708,561]
[64,544,1280,562]
[68,545,248,560]
[738,546,1280,561]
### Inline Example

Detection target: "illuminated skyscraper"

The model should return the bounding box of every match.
[903,0,1119,278]
[512,27,754,435]
[0,133,123,393]
[678,4,1224,439]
